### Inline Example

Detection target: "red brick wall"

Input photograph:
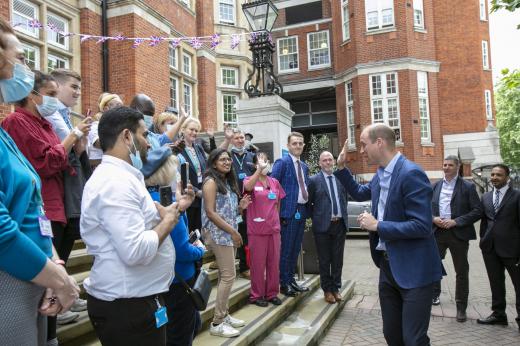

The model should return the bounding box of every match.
[80,9,103,113]
[145,0,197,37]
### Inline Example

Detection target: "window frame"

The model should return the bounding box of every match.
[183,82,193,115]
[47,53,69,71]
[219,0,236,25]
[222,93,239,126]
[479,0,487,21]
[182,52,192,76]
[277,36,299,73]
[484,89,493,120]
[307,30,331,70]
[221,66,239,87]
[482,40,489,70]
[417,71,431,143]
[21,42,40,70]
[169,45,177,69]
[12,0,39,38]
[365,0,395,31]
[369,72,402,141]
[46,11,69,50]
[345,81,356,148]
[169,76,179,109]
[413,0,424,29]
[341,0,350,41]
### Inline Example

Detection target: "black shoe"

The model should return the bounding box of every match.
[269,297,282,305]
[456,309,467,322]
[290,281,309,292]
[280,285,298,297]
[253,299,268,307]
[477,313,508,325]
[432,296,440,306]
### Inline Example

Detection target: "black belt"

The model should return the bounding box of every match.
[331,217,343,223]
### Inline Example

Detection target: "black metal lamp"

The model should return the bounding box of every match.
[242,0,283,97]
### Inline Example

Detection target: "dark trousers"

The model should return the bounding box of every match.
[433,231,469,306]
[87,293,167,346]
[482,250,520,318]
[237,218,250,273]
[314,220,346,293]
[279,205,306,286]
[379,257,433,346]
[164,276,201,346]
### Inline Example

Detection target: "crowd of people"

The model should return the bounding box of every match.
[1,16,519,346]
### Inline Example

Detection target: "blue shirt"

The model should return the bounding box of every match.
[376,152,401,251]
[147,132,171,150]
[0,129,52,281]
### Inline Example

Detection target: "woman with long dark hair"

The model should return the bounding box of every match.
[202,149,251,338]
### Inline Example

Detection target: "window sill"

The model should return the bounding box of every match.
[421,142,435,147]
[414,28,427,34]
[365,27,397,36]
[480,19,488,22]
[396,141,404,147]
[278,69,300,75]
[340,39,351,47]
[218,21,236,26]
[483,68,492,72]
[308,65,332,72]
[347,146,357,152]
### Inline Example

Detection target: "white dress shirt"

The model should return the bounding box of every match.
[45,100,72,141]
[493,184,509,208]
[87,121,103,160]
[376,152,401,251]
[322,171,342,219]
[439,176,457,219]
[289,153,308,204]
[80,155,175,301]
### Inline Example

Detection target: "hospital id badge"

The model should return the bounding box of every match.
[236,215,243,224]
[197,175,203,184]
[238,173,247,180]
[294,211,301,220]
[155,306,168,328]
[38,215,53,237]
[267,192,277,200]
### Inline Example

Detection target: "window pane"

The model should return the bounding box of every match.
[347,82,353,102]
[292,115,310,128]
[169,77,177,108]
[278,37,299,71]
[371,75,382,96]
[47,13,68,48]
[47,55,69,71]
[387,98,399,127]
[183,83,192,114]
[367,11,379,29]
[308,31,330,67]
[382,9,393,26]
[223,94,238,124]
[169,46,177,68]
[22,44,39,70]
[386,73,397,94]
[13,0,38,36]
[222,68,237,86]
[342,1,350,40]
[372,100,384,122]
[183,54,192,75]
[219,0,235,23]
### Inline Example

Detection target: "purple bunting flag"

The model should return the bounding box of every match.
[189,37,203,49]
[210,34,221,50]
[132,38,144,49]
[231,34,240,49]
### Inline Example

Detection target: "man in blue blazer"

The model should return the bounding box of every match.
[271,132,310,297]
[335,124,442,346]
[307,151,349,304]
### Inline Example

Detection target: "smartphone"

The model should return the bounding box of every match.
[180,162,189,194]
[159,186,173,206]
[188,229,200,243]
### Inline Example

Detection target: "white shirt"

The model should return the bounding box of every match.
[439,176,457,219]
[322,171,342,218]
[493,184,509,208]
[376,152,401,251]
[80,155,175,301]
[87,121,103,160]
[289,153,308,204]
[45,100,72,141]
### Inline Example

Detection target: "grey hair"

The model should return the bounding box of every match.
[444,155,460,166]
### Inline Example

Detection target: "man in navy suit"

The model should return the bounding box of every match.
[271,132,310,297]
[307,151,349,304]
[335,124,442,345]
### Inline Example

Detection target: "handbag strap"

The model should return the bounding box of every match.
[175,276,193,293]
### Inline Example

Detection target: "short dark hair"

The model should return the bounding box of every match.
[16,70,55,107]
[287,131,304,143]
[98,106,144,152]
[367,124,396,148]
[50,68,81,83]
[492,163,510,177]
[444,155,460,166]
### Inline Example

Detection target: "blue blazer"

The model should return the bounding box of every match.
[334,155,442,289]
[307,172,349,233]
[271,154,310,219]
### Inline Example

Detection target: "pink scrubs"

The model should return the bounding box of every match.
[244,176,286,301]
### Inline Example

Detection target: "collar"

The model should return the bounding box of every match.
[321,170,334,178]
[494,183,509,195]
[443,175,458,185]
[381,152,401,175]
[289,153,301,163]
[57,100,68,112]
[101,154,144,180]
[15,107,48,126]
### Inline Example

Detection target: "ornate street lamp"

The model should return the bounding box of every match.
[242,0,283,97]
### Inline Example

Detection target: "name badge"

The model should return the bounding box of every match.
[236,215,243,224]
[38,215,53,237]
[267,192,277,200]
[294,211,301,220]
[197,175,203,184]
[254,217,265,223]
[254,186,264,192]
[238,173,247,180]
[155,307,168,328]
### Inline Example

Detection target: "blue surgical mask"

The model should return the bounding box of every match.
[35,95,59,118]
[231,146,245,154]
[128,133,143,170]
[143,114,153,129]
[0,62,35,103]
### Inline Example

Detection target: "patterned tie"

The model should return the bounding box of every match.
[494,189,501,213]
[297,160,308,201]
[328,175,339,216]
[60,108,73,130]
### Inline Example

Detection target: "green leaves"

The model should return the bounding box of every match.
[496,69,520,168]
[491,0,520,13]
[306,134,330,176]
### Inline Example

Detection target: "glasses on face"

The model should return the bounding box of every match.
[217,157,232,163]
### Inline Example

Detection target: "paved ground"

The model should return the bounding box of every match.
[321,237,520,345]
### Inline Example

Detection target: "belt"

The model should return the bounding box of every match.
[331,217,343,223]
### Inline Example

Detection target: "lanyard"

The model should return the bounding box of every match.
[233,152,246,171]
[186,146,201,175]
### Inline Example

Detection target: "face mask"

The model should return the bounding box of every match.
[143,114,153,129]
[35,95,59,118]
[166,124,174,132]
[231,146,245,154]
[127,133,143,170]
[0,62,35,103]
[261,163,271,175]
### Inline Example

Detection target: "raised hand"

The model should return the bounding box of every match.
[224,124,234,141]
[337,139,349,169]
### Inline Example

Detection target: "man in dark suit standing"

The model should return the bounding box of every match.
[477,164,520,332]
[271,132,310,297]
[307,151,348,304]
[431,155,482,322]
[335,124,442,345]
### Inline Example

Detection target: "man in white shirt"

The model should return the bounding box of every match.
[81,106,180,345]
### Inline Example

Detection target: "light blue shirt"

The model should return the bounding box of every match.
[45,100,72,141]
[322,171,342,218]
[376,152,401,251]
[439,176,457,219]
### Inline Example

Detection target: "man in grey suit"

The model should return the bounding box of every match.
[307,151,348,304]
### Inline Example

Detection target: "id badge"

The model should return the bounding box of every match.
[267,192,277,200]
[155,306,168,328]
[38,215,53,237]
[197,175,203,184]
[238,173,247,180]
[294,211,301,220]
[236,215,243,224]
[254,186,264,192]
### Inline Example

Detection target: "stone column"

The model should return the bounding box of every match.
[236,95,294,160]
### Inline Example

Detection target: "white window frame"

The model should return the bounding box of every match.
[183,82,193,115]
[307,30,331,70]
[22,42,40,70]
[345,81,355,148]
[365,0,395,31]
[47,12,69,50]
[277,36,299,73]
[417,71,431,143]
[183,52,192,76]
[413,0,424,29]
[341,0,350,41]
[480,0,487,21]
[369,72,402,141]
[221,66,239,87]
[47,53,69,71]
[12,0,39,38]
[169,45,177,69]
[222,93,239,126]
[169,76,178,109]
[485,90,493,120]
[219,0,236,25]
[482,40,489,69]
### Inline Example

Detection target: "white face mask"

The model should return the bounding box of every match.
[166,124,174,132]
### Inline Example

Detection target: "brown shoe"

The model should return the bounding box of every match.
[332,292,343,302]
[240,270,251,280]
[324,292,336,304]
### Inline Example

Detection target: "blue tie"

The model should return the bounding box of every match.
[59,108,73,130]
[328,175,338,216]
[494,189,501,213]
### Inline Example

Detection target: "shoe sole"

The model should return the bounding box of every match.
[56,316,80,325]
[476,320,508,325]
[209,330,240,338]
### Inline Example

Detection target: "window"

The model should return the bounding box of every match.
[307,31,331,69]
[277,36,299,73]
[169,77,178,109]
[221,67,238,87]
[22,43,40,70]
[413,0,424,29]
[219,0,235,25]
[169,45,177,69]
[480,0,487,21]
[369,72,401,140]
[47,12,69,49]
[485,90,493,120]
[417,72,431,142]
[183,52,192,76]
[482,40,489,69]
[223,94,238,125]
[365,0,394,31]
[12,0,39,37]
[346,81,355,147]
[183,82,193,114]
[341,0,350,41]
[47,54,69,71]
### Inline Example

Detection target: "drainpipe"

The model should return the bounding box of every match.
[101,0,109,91]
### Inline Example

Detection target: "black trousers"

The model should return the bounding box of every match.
[433,231,469,306]
[379,257,433,346]
[164,276,201,346]
[186,206,201,234]
[237,215,250,273]
[482,250,520,318]
[313,220,346,293]
[87,293,167,346]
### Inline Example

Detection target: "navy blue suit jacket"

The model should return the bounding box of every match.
[307,172,349,232]
[334,155,442,289]
[271,154,310,219]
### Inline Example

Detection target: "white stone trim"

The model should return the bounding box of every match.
[275,0,322,9]
[196,49,216,63]
[107,4,171,34]
[78,0,102,15]
[283,79,336,92]
[272,18,332,32]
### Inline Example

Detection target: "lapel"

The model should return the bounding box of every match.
[286,155,297,181]
[371,175,381,217]
[496,187,513,216]
[483,191,494,216]
[450,177,462,205]
[182,147,198,176]
[433,180,442,204]
[195,144,206,172]
[319,171,332,202]
[382,155,405,220]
